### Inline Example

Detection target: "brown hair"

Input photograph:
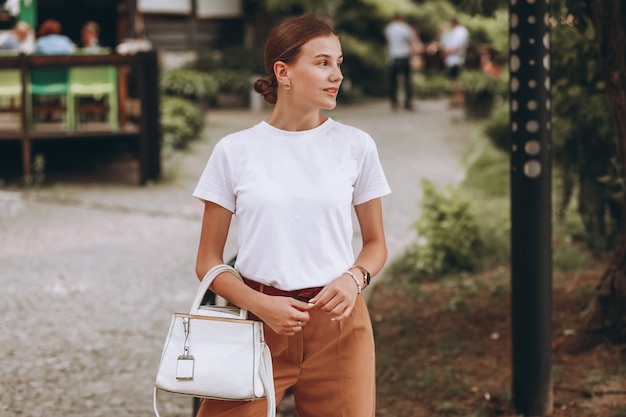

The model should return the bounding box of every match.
[253,13,337,104]
[38,19,63,37]
[82,21,100,36]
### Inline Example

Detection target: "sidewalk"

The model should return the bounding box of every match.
[0,99,477,417]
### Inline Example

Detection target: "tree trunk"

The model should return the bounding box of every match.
[571,0,626,349]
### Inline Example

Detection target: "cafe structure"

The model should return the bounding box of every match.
[0,0,248,184]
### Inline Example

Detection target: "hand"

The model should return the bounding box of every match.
[254,295,313,336]
[309,273,359,321]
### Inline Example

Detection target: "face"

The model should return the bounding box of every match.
[82,29,96,46]
[285,34,344,110]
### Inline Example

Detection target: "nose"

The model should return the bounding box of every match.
[331,65,343,82]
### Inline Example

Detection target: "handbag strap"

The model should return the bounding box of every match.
[190,264,247,319]
[261,343,276,417]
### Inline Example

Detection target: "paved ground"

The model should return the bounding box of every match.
[0,99,477,417]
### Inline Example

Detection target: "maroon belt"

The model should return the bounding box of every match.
[243,278,323,302]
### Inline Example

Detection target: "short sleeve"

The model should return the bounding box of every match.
[192,140,236,213]
[353,135,392,205]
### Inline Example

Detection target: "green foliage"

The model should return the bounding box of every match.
[552,235,598,272]
[458,69,506,118]
[189,47,263,74]
[452,0,508,17]
[264,0,343,15]
[462,133,509,198]
[212,70,252,95]
[411,1,457,43]
[160,69,219,103]
[461,8,508,66]
[160,96,205,151]
[550,10,618,252]
[413,72,451,98]
[482,102,509,152]
[458,69,506,103]
[397,179,486,280]
[360,0,419,19]
[336,31,388,97]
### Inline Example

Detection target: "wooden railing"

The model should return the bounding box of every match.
[0,51,161,185]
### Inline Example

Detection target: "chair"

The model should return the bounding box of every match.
[67,66,119,131]
[0,69,22,112]
[27,68,70,129]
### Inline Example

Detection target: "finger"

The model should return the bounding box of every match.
[316,295,342,313]
[331,305,353,322]
[291,299,315,311]
[286,324,303,335]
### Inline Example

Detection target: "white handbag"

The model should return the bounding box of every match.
[153,264,276,417]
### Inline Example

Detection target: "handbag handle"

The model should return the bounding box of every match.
[190,264,248,320]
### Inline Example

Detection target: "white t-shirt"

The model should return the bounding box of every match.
[193,118,391,290]
[441,25,470,67]
[384,21,413,60]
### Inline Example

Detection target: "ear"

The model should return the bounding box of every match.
[274,61,289,85]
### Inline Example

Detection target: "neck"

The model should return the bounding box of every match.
[267,104,327,132]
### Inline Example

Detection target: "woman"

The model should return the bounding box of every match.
[80,21,101,49]
[193,13,391,417]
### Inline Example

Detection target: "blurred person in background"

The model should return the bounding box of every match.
[35,19,75,54]
[0,21,35,53]
[440,17,469,107]
[384,13,415,111]
[80,21,100,49]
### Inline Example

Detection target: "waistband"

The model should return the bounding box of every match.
[243,278,323,302]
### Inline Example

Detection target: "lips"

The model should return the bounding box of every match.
[324,87,339,96]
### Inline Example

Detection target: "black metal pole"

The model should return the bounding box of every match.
[509,1,553,416]
[136,50,162,184]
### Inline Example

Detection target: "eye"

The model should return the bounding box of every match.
[319,60,329,67]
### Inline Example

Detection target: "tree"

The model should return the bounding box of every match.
[551,11,617,252]
[561,0,626,347]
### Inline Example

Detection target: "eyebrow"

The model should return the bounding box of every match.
[314,53,344,60]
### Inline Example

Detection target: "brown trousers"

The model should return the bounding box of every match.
[196,295,376,417]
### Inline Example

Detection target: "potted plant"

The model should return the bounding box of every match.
[458,69,506,118]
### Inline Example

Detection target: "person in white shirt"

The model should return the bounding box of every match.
[440,17,470,106]
[193,13,390,417]
[384,13,416,110]
[0,21,35,53]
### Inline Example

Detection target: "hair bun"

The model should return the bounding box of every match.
[253,78,277,105]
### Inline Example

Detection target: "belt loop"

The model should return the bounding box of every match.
[259,284,265,294]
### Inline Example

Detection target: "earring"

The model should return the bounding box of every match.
[284,83,291,90]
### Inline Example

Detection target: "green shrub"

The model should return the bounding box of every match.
[482,103,510,152]
[160,69,219,103]
[462,134,509,199]
[458,70,506,104]
[189,47,263,74]
[395,179,485,281]
[160,96,205,150]
[213,70,252,95]
[413,73,452,98]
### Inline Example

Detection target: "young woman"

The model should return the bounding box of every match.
[193,13,391,417]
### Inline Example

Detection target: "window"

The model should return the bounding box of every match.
[137,0,192,15]
[196,0,242,18]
